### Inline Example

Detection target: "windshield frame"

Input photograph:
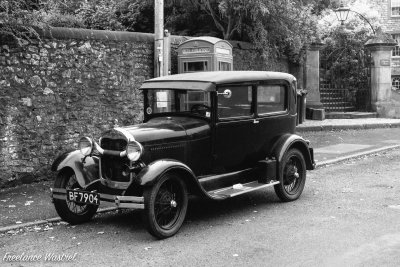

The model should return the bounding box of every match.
[143,89,213,121]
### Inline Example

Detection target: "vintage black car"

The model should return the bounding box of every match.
[51,71,315,239]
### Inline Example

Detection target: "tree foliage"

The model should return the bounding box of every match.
[121,0,326,61]
[75,0,124,31]
[318,0,381,105]
[1,0,332,61]
[0,0,47,45]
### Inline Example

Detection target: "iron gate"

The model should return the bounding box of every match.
[320,47,371,112]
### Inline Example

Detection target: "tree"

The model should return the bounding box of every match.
[0,0,47,45]
[75,0,124,31]
[318,0,383,109]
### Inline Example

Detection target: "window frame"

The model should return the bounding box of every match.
[393,76,400,91]
[391,0,400,17]
[218,61,232,71]
[216,83,255,121]
[143,89,212,120]
[392,34,400,58]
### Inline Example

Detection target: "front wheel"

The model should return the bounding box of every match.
[143,173,188,239]
[53,169,98,224]
[274,148,306,202]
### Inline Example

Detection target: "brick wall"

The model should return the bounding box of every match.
[0,27,290,188]
[373,0,400,33]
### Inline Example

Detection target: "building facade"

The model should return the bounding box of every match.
[375,0,400,90]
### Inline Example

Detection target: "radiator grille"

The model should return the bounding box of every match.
[100,138,129,182]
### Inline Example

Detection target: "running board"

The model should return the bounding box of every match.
[208,180,279,198]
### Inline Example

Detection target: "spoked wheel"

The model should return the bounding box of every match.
[274,148,306,202]
[53,169,98,224]
[143,173,188,239]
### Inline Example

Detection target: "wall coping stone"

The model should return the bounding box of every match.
[39,27,155,43]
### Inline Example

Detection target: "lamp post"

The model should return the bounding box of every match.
[154,0,164,77]
[334,2,398,116]
[334,3,376,35]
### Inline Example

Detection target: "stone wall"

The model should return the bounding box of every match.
[0,28,154,187]
[229,41,290,72]
[0,27,291,188]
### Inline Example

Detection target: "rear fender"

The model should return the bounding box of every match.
[271,134,315,170]
[51,150,99,188]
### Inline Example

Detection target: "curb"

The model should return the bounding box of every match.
[296,122,400,132]
[1,144,400,233]
[316,144,400,168]
[0,207,117,233]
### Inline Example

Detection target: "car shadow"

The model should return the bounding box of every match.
[88,189,282,241]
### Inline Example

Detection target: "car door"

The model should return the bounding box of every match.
[213,84,257,173]
[253,81,296,160]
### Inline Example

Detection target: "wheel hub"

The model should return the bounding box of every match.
[285,165,299,185]
[170,200,177,208]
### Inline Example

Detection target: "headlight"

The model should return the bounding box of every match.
[79,137,93,156]
[126,140,143,161]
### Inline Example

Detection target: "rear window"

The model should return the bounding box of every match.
[257,85,286,114]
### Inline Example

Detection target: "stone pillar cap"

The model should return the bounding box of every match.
[365,32,397,48]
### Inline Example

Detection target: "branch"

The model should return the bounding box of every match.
[200,0,226,36]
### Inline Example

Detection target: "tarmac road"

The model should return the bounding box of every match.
[1,148,400,266]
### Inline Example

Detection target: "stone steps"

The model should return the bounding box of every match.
[325,112,378,119]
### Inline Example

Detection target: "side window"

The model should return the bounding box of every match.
[180,91,211,111]
[218,85,253,119]
[257,85,286,114]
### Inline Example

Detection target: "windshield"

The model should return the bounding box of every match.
[145,90,211,118]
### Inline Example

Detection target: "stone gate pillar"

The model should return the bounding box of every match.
[305,42,325,120]
[365,35,397,113]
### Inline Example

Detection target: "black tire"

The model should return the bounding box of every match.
[143,173,188,239]
[274,148,306,202]
[53,169,98,224]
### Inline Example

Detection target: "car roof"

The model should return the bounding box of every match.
[140,71,296,92]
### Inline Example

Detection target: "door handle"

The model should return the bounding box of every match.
[253,119,259,124]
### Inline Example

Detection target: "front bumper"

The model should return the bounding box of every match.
[51,188,144,209]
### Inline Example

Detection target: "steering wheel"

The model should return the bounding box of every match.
[190,104,211,114]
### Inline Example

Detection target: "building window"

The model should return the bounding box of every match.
[393,76,400,91]
[392,0,400,16]
[393,34,400,57]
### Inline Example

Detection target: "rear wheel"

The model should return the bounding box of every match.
[53,169,98,224]
[274,148,306,202]
[143,173,188,239]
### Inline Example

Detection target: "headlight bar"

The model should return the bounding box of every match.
[94,142,127,157]
[80,137,144,161]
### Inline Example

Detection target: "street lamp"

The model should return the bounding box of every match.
[334,2,376,35]
[334,3,350,25]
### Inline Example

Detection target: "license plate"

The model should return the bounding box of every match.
[67,190,100,205]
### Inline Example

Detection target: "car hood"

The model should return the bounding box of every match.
[115,116,210,145]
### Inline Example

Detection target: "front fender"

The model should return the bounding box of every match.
[51,150,99,188]
[132,159,213,198]
[135,159,196,187]
[271,134,315,170]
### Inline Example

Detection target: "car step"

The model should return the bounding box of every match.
[208,180,279,198]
